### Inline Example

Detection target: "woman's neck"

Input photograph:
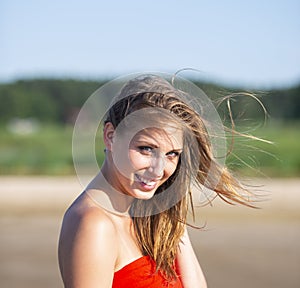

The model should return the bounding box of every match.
[86,161,134,216]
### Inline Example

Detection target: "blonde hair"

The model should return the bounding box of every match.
[105,75,254,280]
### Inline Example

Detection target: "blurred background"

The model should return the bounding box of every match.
[0,0,299,287]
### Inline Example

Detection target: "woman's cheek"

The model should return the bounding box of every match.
[129,151,152,170]
[165,161,178,177]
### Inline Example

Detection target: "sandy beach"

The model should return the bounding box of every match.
[0,176,299,288]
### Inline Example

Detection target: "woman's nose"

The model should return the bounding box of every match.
[148,154,165,177]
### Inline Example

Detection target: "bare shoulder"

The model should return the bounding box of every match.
[64,192,115,230]
[58,192,118,287]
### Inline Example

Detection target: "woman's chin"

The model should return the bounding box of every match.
[131,188,157,200]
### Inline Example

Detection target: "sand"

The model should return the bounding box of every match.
[0,176,299,288]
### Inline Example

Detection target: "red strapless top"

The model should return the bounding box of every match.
[112,256,182,288]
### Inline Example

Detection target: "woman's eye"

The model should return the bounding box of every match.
[166,151,180,159]
[138,146,153,154]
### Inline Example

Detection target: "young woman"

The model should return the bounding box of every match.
[58,74,253,287]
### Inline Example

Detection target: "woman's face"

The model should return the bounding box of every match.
[109,126,183,200]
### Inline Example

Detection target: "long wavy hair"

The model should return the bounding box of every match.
[104,75,254,280]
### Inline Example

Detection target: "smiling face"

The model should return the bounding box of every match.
[103,123,183,200]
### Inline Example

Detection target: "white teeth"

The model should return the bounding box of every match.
[136,175,156,186]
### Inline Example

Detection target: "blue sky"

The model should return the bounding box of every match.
[1,0,300,88]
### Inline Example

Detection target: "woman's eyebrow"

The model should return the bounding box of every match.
[170,148,183,152]
[134,140,159,148]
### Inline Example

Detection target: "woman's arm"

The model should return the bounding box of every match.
[176,228,207,288]
[58,207,118,288]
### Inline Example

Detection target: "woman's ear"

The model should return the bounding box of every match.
[103,122,115,151]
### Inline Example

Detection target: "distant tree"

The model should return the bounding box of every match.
[265,85,300,119]
[0,79,103,124]
[0,78,299,125]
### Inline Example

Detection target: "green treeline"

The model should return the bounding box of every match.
[0,78,299,124]
[0,78,299,176]
[0,79,104,124]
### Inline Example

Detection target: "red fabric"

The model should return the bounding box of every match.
[112,256,183,288]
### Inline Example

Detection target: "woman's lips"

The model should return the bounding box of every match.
[135,174,158,190]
